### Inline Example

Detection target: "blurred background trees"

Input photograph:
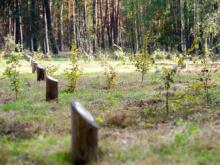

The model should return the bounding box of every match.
[0,0,219,56]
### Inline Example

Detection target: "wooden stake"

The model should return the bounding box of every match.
[46,76,58,101]
[36,65,46,81]
[71,101,99,164]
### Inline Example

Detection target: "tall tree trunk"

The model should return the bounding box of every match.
[134,19,139,53]
[31,0,38,51]
[43,5,50,54]
[92,0,97,53]
[15,0,21,45]
[43,0,59,55]
[105,0,110,48]
[83,0,89,53]
[113,0,119,45]
[19,16,23,45]
[176,0,182,52]
[58,0,64,51]
[184,0,190,50]
[99,0,105,48]
[72,0,77,46]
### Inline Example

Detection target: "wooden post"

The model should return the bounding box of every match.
[31,60,38,73]
[36,65,46,81]
[46,76,58,101]
[24,54,32,61]
[71,101,99,165]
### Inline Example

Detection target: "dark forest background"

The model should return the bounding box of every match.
[0,0,219,56]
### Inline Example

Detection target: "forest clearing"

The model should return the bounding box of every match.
[1,55,220,164]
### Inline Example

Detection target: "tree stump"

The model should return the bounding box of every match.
[31,60,38,73]
[36,65,46,81]
[46,76,58,101]
[71,101,99,165]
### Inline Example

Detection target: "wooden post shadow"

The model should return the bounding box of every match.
[71,101,99,165]
[36,65,46,81]
[46,76,58,101]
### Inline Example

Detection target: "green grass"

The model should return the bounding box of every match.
[1,58,220,164]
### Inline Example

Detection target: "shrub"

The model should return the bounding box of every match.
[132,52,154,84]
[161,67,177,116]
[197,66,216,105]
[104,65,117,89]
[3,51,22,100]
[46,64,58,76]
[100,54,118,89]
[132,34,154,84]
[65,42,81,92]
[152,49,168,60]
[187,58,216,105]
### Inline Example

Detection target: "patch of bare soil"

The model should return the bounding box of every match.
[186,110,220,124]
[118,81,140,89]
[37,123,70,136]
[0,90,14,105]
[2,97,14,104]
[126,98,163,108]
[104,110,139,128]
[0,120,36,139]
[0,111,20,119]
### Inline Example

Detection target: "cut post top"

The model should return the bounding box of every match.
[71,101,99,129]
[46,76,58,82]
[37,65,45,69]
[31,60,37,65]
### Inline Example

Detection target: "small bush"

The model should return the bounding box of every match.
[100,53,118,89]
[132,52,154,84]
[161,67,177,116]
[46,64,58,76]
[132,34,154,84]
[104,65,117,89]
[152,49,168,60]
[197,67,216,104]
[65,42,81,92]
[3,50,22,100]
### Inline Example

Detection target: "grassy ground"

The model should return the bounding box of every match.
[1,57,220,165]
